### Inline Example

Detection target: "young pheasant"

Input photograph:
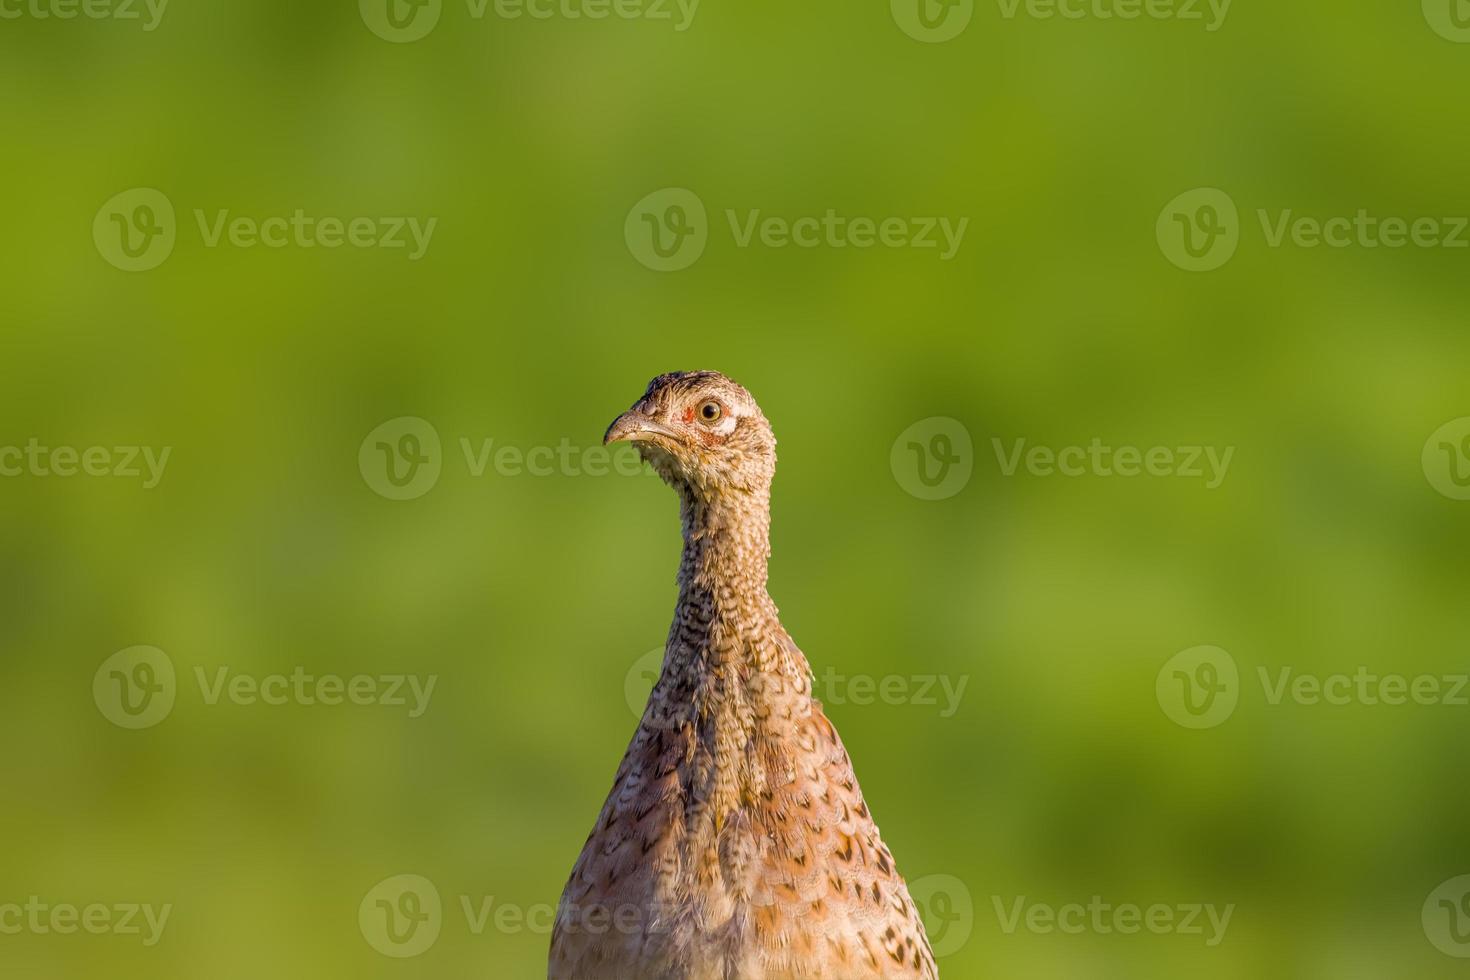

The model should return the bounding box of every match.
[550,372,937,980]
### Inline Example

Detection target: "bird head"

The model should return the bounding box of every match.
[604,371,776,499]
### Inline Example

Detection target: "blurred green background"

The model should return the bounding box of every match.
[2,0,1469,976]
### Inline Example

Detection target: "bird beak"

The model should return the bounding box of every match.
[604,411,678,446]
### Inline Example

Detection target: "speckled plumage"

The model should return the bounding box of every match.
[549,372,937,980]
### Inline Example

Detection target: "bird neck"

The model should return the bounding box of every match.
[654,486,812,830]
[676,488,773,610]
[658,484,812,696]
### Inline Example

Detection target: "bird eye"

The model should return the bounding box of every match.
[699,401,722,423]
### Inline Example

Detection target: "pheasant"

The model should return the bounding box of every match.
[550,371,937,980]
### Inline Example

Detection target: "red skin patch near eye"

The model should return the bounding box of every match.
[682,406,696,424]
